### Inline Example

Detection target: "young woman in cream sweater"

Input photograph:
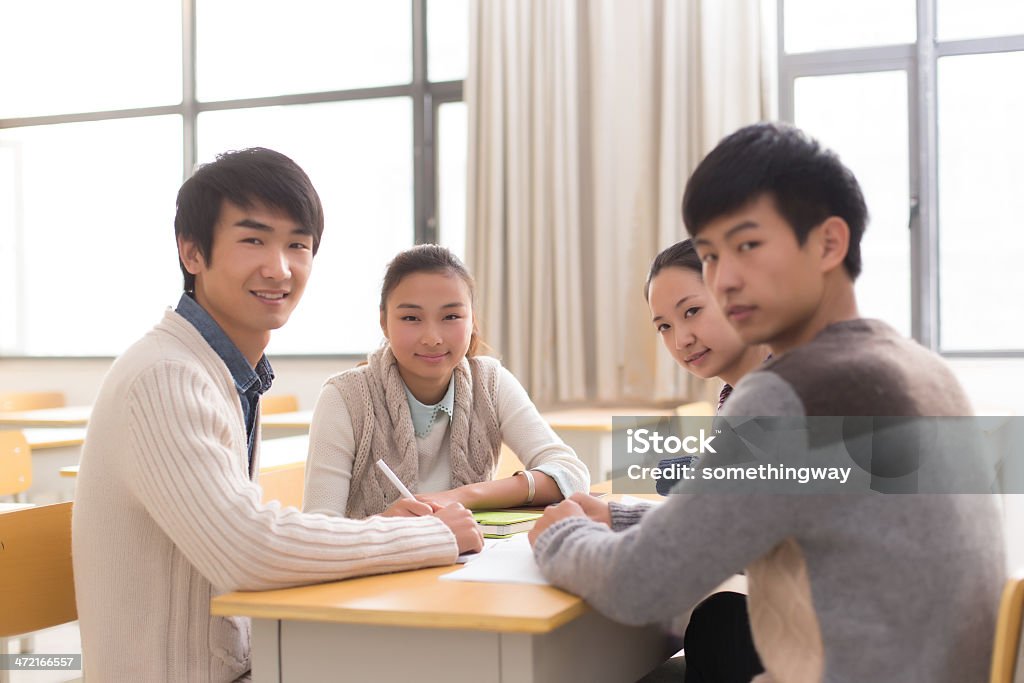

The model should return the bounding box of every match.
[303,245,590,519]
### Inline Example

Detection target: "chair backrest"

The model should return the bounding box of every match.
[990,575,1024,683]
[0,431,32,497]
[0,392,65,412]
[0,502,76,636]
[261,394,299,415]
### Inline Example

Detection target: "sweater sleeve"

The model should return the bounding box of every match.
[302,381,356,517]
[532,491,797,626]
[124,361,458,594]
[495,367,591,496]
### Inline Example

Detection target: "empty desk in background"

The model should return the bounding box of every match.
[0,406,91,429]
[211,556,671,683]
[261,410,314,438]
[542,407,676,481]
[3,428,88,503]
[61,434,309,508]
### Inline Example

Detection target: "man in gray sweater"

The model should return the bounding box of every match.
[530,123,1004,682]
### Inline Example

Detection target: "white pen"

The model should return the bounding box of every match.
[375,459,415,500]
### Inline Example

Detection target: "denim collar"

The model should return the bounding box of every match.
[404,374,455,438]
[175,293,274,396]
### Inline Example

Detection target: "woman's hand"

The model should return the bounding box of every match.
[416,486,473,510]
[379,497,435,517]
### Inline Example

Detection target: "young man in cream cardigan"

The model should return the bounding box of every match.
[72,148,483,683]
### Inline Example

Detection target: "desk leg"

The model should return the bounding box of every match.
[500,610,671,683]
[251,619,281,683]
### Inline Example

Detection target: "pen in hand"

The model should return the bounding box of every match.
[376,459,415,499]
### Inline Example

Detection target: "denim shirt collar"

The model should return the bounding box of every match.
[175,293,274,396]
[404,375,455,438]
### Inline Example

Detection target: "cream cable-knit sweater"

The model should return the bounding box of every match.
[72,310,458,683]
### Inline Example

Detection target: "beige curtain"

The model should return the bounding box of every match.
[466,0,768,407]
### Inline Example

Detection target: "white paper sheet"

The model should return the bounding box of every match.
[442,533,549,585]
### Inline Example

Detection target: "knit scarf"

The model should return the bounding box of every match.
[331,345,503,519]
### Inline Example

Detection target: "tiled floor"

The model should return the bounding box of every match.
[4,622,81,683]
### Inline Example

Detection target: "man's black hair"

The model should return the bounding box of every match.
[682,122,868,279]
[174,147,324,291]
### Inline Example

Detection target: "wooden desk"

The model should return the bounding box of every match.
[212,562,671,683]
[541,407,676,482]
[261,410,314,438]
[0,406,91,428]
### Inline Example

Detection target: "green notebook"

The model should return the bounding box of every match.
[472,510,544,538]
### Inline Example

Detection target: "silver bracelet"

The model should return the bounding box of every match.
[513,469,536,505]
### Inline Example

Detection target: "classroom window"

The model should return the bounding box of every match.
[0,0,466,358]
[779,0,1024,356]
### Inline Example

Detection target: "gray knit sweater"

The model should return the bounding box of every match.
[534,319,1005,682]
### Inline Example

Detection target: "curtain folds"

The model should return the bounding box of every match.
[467,0,767,407]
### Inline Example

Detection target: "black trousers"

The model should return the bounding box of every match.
[683,591,764,683]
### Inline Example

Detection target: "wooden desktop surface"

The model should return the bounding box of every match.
[0,406,91,428]
[212,491,643,632]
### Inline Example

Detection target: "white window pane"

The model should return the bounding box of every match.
[795,71,911,338]
[938,51,1024,351]
[429,0,469,82]
[938,0,1024,41]
[198,100,414,355]
[0,1,181,118]
[438,102,467,262]
[0,117,184,356]
[784,0,916,53]
[196,0,411,102]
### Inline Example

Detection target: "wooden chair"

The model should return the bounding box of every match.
[0,431,32,500]
[990,575,1024,683]
[0,392,65,412]
[0,502,78,683]
[261,394,299,415]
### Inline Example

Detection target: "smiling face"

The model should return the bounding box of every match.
[178,198,313,365]
[380,270,474,404]
[647,265,755,383]
[693,194,836,355]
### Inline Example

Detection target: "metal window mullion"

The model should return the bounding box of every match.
[182,0,198,178]
[912,0,940,350]
[412,0,436,245]
[935,33,1024,58]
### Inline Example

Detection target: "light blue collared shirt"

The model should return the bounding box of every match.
[175,293,274,471]
[405,375,456,438]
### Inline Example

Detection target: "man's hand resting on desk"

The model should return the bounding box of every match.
[528,498,586,546]
[568,492,612,527]
[435,503,484,554]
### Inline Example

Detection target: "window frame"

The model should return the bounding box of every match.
[0,0,464,359]
[777,0,1024,357]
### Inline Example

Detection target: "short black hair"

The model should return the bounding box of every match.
[644,239,702,301]
[174,147,324,291]
[682,122,868,279]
